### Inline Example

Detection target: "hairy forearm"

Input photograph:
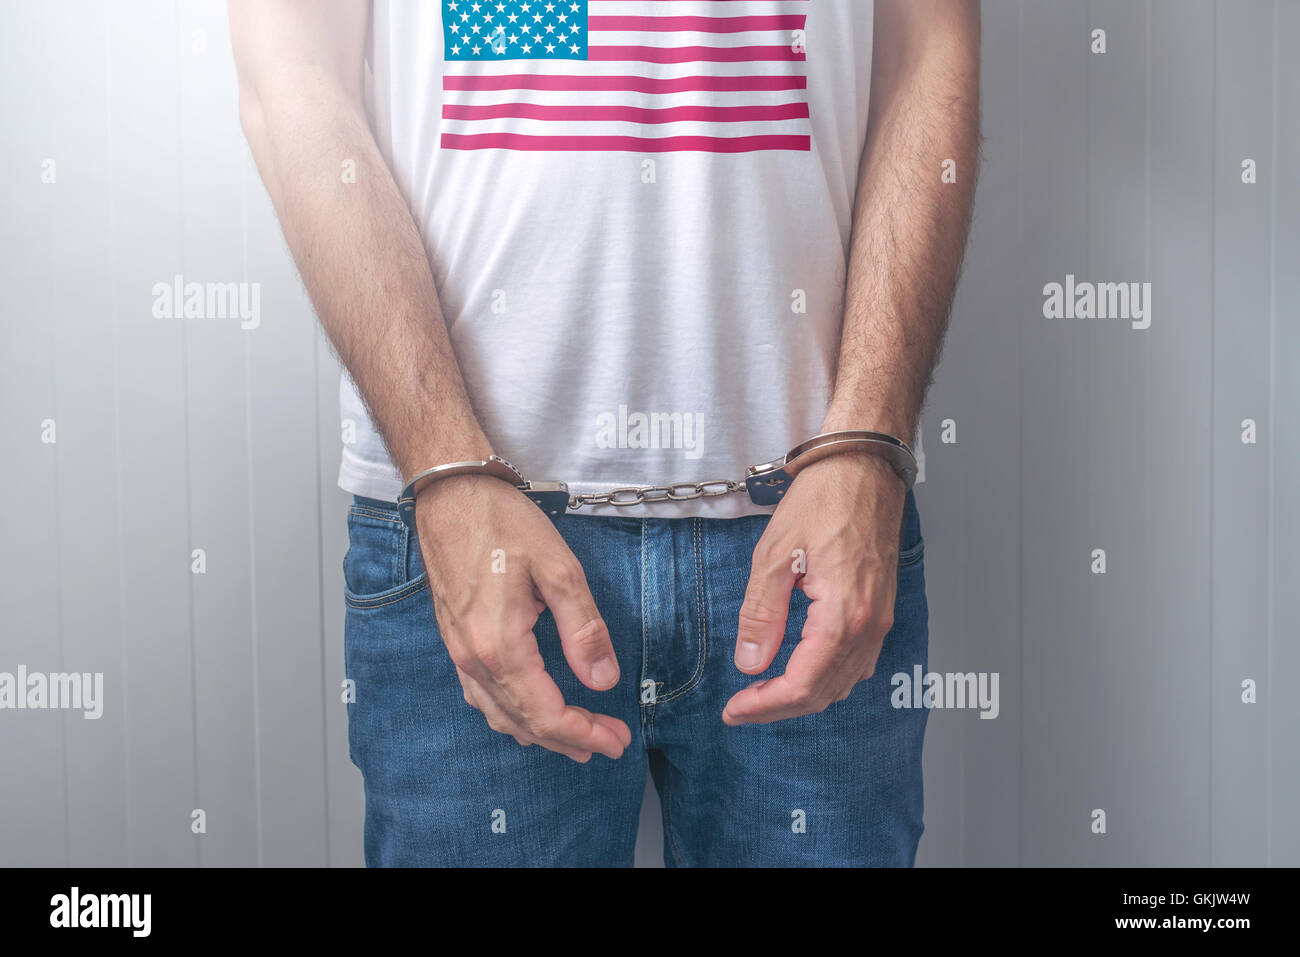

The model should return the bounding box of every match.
[824,0,980,447]
[236,47,491,478]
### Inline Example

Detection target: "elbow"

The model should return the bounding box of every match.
[236,85,267,151]
[230,0,269,151]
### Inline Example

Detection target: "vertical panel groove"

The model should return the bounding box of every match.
[43,0,72,869]
[174,0,203,868]
[1266,0,1278,869]
[103,0,134,869]
[1141,0,1153,866]
[1207,0,1217,867]
[314,325,332,869]
[240,157,266,868]
[1015,0,1025,869]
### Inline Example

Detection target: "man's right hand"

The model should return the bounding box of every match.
[414,476,631,763]
[229,0,628,764]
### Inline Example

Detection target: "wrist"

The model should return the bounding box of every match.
[401,446,516,533]
[414,471,513,527]
[803,448,903,489]
[393,430,496,484]
[820,405,914,447]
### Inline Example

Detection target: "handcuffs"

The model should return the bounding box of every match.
[397,430,916,530]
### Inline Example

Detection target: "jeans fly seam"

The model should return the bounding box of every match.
[640,519,657,741]
[657,517,707,705]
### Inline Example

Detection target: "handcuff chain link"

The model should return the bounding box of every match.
[567,478,747,510]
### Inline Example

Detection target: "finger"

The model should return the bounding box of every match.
[534,554,620,691]
[536,705,629,760]
[461,666,601,763]
[734,537,799,675]
[456,665,539,747]
[457,616,630,759]
[723,635,852,725]
[804,585,893,684]
[490,656,630,759]
[564,704,634,750]
[723,673,810,726]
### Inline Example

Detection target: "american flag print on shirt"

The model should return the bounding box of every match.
[439,0,811,152]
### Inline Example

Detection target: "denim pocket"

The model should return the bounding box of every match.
[897,489,925,568]
[898,537,926,567]
[343,498,428,609]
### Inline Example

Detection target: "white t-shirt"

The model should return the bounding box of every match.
[340,0,874,517]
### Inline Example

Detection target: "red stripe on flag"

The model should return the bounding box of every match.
[443,73,806,92]
[588,45,805,62]
[442,102,810,123]
[441,133,811,152]
[587,15,806,32]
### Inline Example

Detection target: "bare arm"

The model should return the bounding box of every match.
[229,0,489,475]
[726,0,979,725]
[823,0,981,443]
[229,0,629,761]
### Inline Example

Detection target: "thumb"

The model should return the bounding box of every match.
[534,553,619,691]
[735,542,797,675]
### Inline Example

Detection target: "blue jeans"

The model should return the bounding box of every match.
[343,491,929,866]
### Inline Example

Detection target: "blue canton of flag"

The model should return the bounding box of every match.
[443,0,589,60]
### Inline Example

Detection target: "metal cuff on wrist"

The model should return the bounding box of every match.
[396,429,917,529]
[396,455,569,530]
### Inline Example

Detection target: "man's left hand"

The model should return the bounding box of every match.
[722,452,907,725]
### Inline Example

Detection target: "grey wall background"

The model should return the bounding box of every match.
[1,0,1295,867]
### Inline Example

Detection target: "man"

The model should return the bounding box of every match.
[231,0,979,867]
